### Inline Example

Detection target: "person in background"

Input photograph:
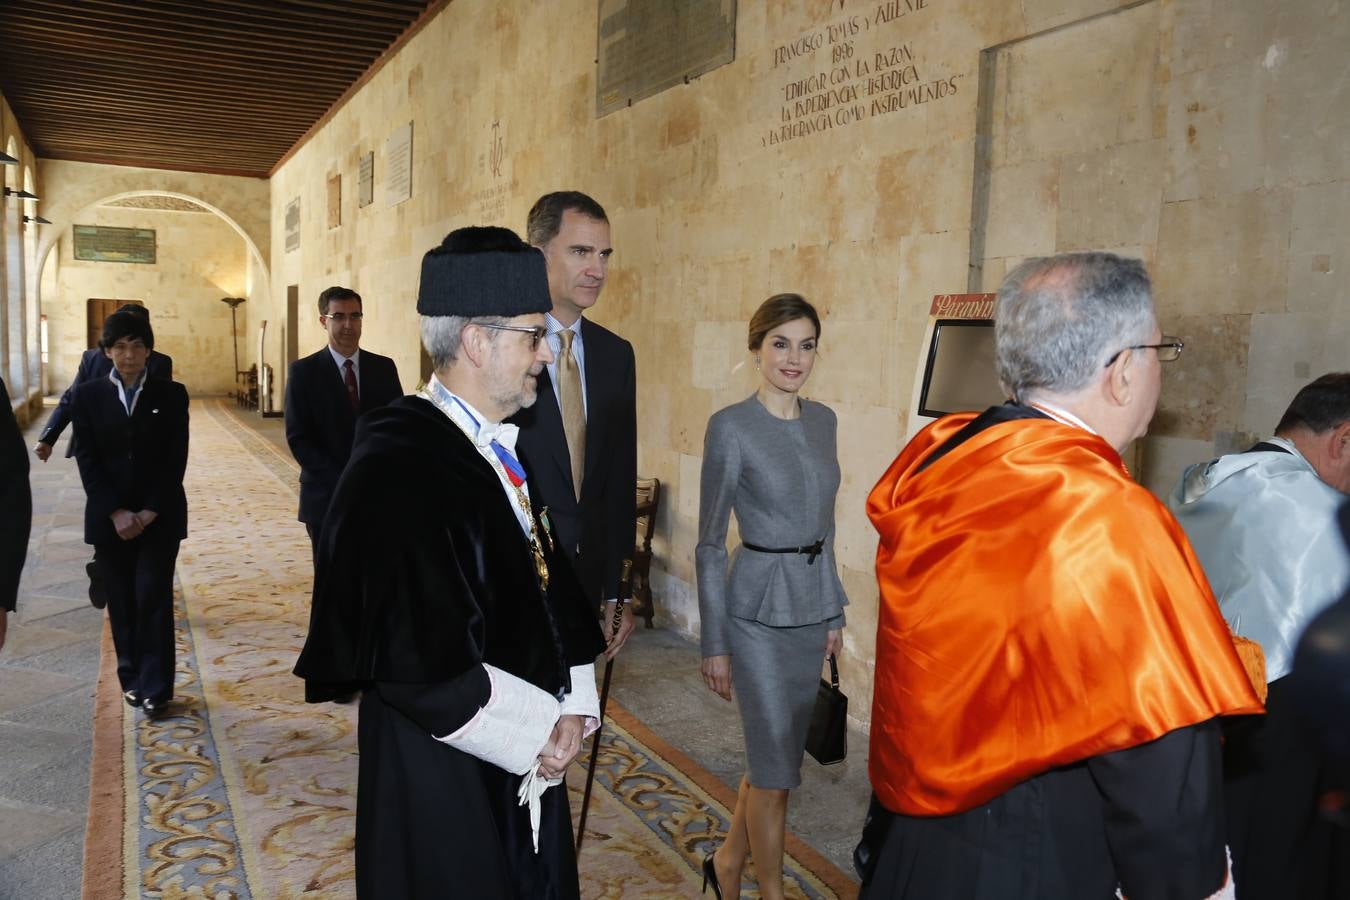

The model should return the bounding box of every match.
[859,252,1262,899]
[70,310,189,717]
[284,286,402,563]
[33,303,172,462]
[1169,372,1350,898]
[697,294,848,900]
[0,375,32,654]
[34,303,172,610]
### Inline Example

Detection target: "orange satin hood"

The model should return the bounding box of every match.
[866,413,1263,817]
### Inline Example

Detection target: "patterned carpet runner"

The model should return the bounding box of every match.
[83,398,855,899]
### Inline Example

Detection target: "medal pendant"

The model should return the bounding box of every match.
[533,543,550,591]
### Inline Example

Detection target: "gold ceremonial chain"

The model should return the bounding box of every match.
[418,387,550,591]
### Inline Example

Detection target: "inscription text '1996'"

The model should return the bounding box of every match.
[764,1,964,148]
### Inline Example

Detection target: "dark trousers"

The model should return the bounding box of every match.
[305,522,321,568]
[1224,676,1350,899]
[97,529,180,704]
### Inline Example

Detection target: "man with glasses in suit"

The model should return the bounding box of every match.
[285,286,403,563]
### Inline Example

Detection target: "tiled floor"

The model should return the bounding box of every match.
[0,399,870,897]
[0,412,104,900]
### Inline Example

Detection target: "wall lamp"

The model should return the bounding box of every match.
[23,214,52,225]
[3,187,39,200]
[0,151,18,166]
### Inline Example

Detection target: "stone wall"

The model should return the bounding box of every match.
[264,0,1350,728]
[1,90,42,419]
[45,204,253,396]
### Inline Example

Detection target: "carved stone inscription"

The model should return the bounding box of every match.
[764,0,963,146]
[597,0,736,117]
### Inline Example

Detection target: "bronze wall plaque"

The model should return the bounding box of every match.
[597,0,736,117]
[72,225,157,264]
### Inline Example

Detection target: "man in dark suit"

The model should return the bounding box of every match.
[285,285,403,560]
[512,192,637,657]
[70,311,189,716]
[1,375,32,654]
[33,303,173,462]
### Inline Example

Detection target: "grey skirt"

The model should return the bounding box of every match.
[728,615,829,790]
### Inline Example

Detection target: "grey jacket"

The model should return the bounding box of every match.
[696,394,848,657]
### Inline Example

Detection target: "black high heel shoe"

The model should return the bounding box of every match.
[701,851,724,899]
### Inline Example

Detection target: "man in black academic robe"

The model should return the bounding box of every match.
[295,227,605,900]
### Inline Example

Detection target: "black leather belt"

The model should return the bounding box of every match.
[742,539,825,564]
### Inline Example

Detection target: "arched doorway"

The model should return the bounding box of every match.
[36,191,271,398]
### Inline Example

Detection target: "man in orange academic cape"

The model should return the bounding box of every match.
[858,252,1263,900]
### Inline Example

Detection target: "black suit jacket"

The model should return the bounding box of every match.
[511,317,637,602]
[70,376,189,547]
[1,376,31,612]
[40,347,174,458]
[285,347,403,525]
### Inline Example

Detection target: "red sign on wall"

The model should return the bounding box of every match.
[929,293,996,319]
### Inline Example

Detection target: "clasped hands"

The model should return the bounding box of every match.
[111,508,158,540]
[535,713,586,779]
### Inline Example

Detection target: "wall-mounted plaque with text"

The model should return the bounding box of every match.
[385,123,413,206]
[597,0,736,117]
[285,197,301,252]
[327,174,342,229]
[358,152,374,208]
[73,225,157,264]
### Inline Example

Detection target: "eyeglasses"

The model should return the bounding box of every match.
[475,322,548,350]
[1104,335,1184,367]
[322,312,363,323]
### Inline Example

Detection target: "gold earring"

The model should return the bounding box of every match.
[754,356,761,369]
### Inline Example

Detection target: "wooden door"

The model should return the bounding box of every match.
[86,299,142,348]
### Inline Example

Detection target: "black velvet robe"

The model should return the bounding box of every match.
[294,396,605,900]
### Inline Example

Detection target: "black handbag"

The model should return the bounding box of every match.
[805,654,847,765]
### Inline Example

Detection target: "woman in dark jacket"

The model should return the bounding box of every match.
[71,311,189,716]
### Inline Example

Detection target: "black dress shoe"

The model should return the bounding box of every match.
[87,561,107,610]
[701,851,724,899]
[141,698,170,718]
[123,690,142,708]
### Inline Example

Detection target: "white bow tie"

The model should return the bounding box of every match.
[476,421,520,455]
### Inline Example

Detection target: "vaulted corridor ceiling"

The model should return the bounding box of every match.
[0,0,442,177]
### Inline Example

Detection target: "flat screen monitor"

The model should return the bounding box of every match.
[918,319,1006,418]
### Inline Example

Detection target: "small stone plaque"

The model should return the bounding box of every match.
[327,174,341,229]
[73,225,157,264]
[596,0,736,117]
[385,123,413,207]
[358,151,374,208]
[285,197,301,253]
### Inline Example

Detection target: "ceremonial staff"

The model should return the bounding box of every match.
[576,559,631,852]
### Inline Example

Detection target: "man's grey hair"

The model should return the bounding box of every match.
[994,252,1156,400]
[420,315,507,370]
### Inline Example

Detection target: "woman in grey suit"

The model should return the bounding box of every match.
[697,294,848,900]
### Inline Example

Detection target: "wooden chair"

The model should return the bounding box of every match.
[236,364,259,409]
[630,477,660,628]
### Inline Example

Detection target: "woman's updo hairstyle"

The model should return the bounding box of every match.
[747,293,821,351]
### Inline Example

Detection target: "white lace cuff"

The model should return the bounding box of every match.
[558,663,601,738]
[434,664,560,775]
